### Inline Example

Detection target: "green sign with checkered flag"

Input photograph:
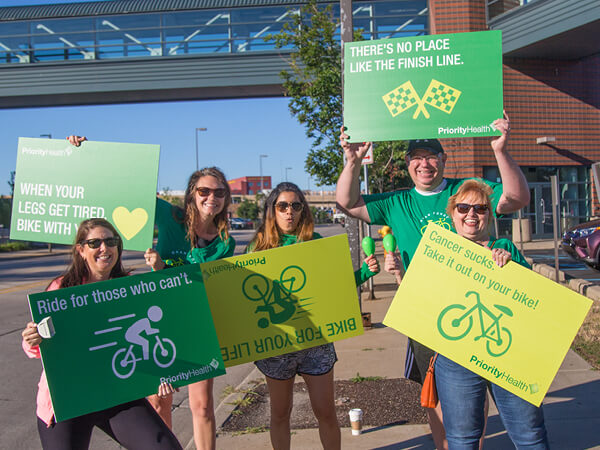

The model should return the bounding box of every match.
[344,30,502,142]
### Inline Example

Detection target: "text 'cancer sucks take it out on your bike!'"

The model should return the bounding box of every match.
[423,228,540,311]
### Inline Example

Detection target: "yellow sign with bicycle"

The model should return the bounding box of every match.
[383,223,592,406]
[201,235,364,367]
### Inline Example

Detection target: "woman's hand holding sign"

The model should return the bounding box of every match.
[22,321,42,347]
[145,248,166,271]
[66,135,87,147]
[491,247,512,268]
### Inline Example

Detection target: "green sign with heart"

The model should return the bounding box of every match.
[10,138,159,251]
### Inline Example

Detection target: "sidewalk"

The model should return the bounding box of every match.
[5,240,600,448]
[214,248,600,449]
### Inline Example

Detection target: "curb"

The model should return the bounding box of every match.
[186,367,264,449]
[0,248,71,261]
[529,261,600,302]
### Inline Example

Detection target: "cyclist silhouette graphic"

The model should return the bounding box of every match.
[125,305,164,360]
[242,265,306,328]
[112,305,176,379]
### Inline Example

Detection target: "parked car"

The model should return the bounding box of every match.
[561,219,600,269]
[229,218,254,230]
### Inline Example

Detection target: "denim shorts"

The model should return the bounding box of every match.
[255,343,337,380]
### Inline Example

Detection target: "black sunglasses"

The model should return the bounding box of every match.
[275,201,303,212]
[455,203,489,214]
[80,237,121,249]
[196,187,227,198]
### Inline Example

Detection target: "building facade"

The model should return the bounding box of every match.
[430,0,599,237]
[229,176,272,195]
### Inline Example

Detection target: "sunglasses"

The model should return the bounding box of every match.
[80,237,120,249]
[455,203,489,214]
[275,201,304,212]
[196,187,227,198]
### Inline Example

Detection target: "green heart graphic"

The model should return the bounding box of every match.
[112,207,148,241]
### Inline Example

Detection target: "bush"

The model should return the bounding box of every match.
[0,241,32,252]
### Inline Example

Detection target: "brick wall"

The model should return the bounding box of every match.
[430,1,600,181]
[429,0,487,34]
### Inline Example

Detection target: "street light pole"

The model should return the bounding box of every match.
[259,154,268,192]
[195,127,207,171]
[285,167,292,182]
[40,134,52,253]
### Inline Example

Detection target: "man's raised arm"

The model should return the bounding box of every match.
[335,127,371,223]
[491,112,530,215]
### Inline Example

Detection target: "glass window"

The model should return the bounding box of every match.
[0,1,429,63]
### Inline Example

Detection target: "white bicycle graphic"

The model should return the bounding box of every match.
[111,335,176,379]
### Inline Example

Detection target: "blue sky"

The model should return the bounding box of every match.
[0,0,324,195]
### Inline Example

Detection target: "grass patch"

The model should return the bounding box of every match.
[572,303,600,369]
[226,386,262,415]
[350,372,384,383]
[362,348,373,351]
[232,426,267,436]
[221,385,236,398]
[0,241,31,252]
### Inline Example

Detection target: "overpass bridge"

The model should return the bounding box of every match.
[0,0,428,108]
[1,0,595,110]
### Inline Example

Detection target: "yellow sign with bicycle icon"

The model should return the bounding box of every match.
[384,223,592,406]
[201,235,364,367]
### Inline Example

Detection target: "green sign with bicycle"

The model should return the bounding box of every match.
[201,234,364,367]
[383,223,592,406]
[28,265,225,421]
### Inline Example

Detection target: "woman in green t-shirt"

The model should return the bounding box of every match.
[145,167,235,450]
[434,179,548,449]
[247,182,378,450]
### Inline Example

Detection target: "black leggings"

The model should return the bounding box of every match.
[37,399,182,450]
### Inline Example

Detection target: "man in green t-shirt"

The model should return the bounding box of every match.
[335,113,529,448]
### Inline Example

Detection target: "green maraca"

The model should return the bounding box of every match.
[361,236,375,256]
[383,233,397,253]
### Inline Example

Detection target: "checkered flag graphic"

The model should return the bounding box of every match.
[423,79,462,114]
[382,81,420,117]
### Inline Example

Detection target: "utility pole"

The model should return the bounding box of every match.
[340,0,364,312]
[40,133,52,253]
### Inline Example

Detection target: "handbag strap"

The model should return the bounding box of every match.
[428,353,438,370]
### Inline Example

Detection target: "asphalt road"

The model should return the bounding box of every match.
[0,225,345,450]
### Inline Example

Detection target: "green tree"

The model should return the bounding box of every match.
[237,198,259,221]
[159,186,184,208]
[8,171,15,197]
[310,206,331,224]
[270,0,410,188]
[368,141,412,193]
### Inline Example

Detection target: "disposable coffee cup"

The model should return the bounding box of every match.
[349,408,363,436]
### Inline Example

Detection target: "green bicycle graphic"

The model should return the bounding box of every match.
[241,265,307,329]
[437,290,513,357]
[420,218,452,235]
